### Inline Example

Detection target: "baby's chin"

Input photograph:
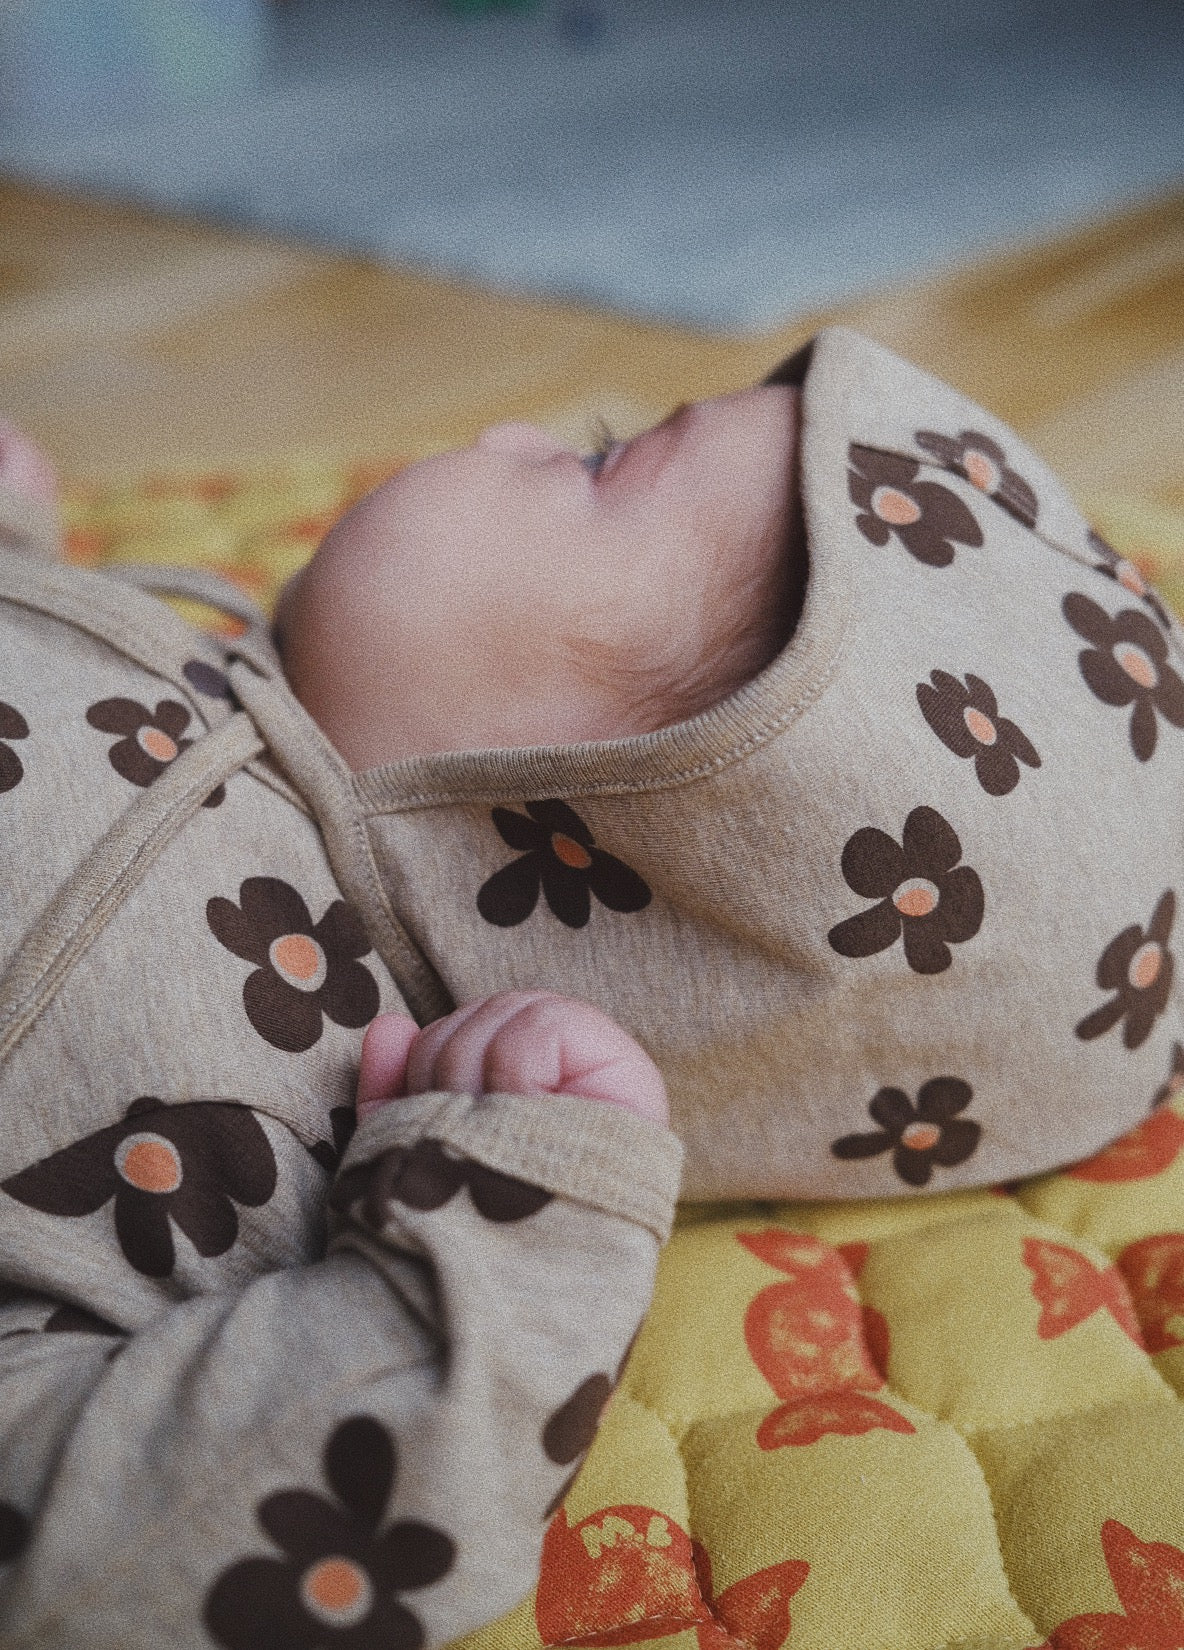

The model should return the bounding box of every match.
[326,696,638,771]
[289,640,668,769]
[276,573,758,770]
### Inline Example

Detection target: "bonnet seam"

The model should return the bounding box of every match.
[357,628,850,813]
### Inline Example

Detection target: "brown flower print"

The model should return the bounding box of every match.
[544,1372,613,1465]
[86,696,224,807]
[916,670,1040,796]
[43,1303,123,1337]
[0,1292,124,1362]
[827,804,984,974]
[0,701,29,793]
[1152,1042,1184,1113]
[1062,593,1184,762]
[330,1137,553,1228]
[1,1096,276,1278]
[541,1372,616,1519]
[543,1374,614,1468]
[914,428,1038,528]
[847,445,984,568]
[308,1106,357,1174]
[1089,528,1172,630]
[22,1303,124,1361]
[183,657,234,699]
[477,799,651,929]
[0,1502,29,1566]
[207,878,380,1054]
[832,1078,981,1187]
[204,1414,454,1650]
[1076,891,1176,1051]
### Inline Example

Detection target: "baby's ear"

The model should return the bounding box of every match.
[356,1012,420,1119]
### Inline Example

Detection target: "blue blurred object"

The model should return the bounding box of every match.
[0,0,1181,329]
[443,0,538,13]
[557,3,605,51]
[0,0,267,133]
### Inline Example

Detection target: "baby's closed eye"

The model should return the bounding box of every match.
[581,421,620,476]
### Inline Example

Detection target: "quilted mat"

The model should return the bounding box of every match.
[65,463,1184,1650]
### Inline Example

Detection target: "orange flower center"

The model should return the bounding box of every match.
[1115,643,1157,689]
[116,1134,182,1194]
[1116,560,1148,597]
[901,1121,941,1151]
[871,485,922,527]
[962,450,1000,493]
[1129,941,1164,992]
[551,833,593,870]
[963,706,997,745]
[269,933,328,992]
[138,726,179,763]
[299,1557,373,1626]
[893,877,939,918]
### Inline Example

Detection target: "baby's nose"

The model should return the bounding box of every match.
[475,421,571,459]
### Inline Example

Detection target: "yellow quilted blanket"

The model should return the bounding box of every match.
[67,465,1184,1650]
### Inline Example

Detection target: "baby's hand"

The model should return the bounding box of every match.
[0,418,59,507]
[357,990,668,1125]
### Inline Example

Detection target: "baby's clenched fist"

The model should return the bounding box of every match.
[356,990,668,1125]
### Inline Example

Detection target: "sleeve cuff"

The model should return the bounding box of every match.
[338,1090,684,1243]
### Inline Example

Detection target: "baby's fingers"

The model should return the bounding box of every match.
[356,1012,420,1119]
[407,991,558,1098]
[374,992,669,1126]
[0,419,59,506]
[484,997,668,1122]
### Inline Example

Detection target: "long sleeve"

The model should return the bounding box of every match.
[0,1089,682,1649]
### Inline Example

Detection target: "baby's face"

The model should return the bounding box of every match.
[277,382,801,770]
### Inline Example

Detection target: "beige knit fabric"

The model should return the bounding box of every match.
[1,323,1176,1643]
[0,534,681,1648]
[0,482,59,562]
[8,325,1163,1204]
[349,327,1184,1200]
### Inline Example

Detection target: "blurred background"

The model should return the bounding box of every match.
[1,0,1182,327]
[0,0,1182,612]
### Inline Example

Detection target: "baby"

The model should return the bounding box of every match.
[1,325,1181,1650]
[275,327,1184,1210]
[0,425,683,1643]
[274,381,804,765]
[282,377,804,1125]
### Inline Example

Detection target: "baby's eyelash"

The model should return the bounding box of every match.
[591,419,619,458]
[582,419,620,475]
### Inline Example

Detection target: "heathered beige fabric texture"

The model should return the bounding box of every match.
[354,326,1184,1200]
[0,482,59,563]
[0,532,681,1647]
[1,322,1175,1643]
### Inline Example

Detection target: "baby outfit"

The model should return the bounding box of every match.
[0,519,682,1639]
[324,325,1184,1202]
[1,325,1181,1645]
